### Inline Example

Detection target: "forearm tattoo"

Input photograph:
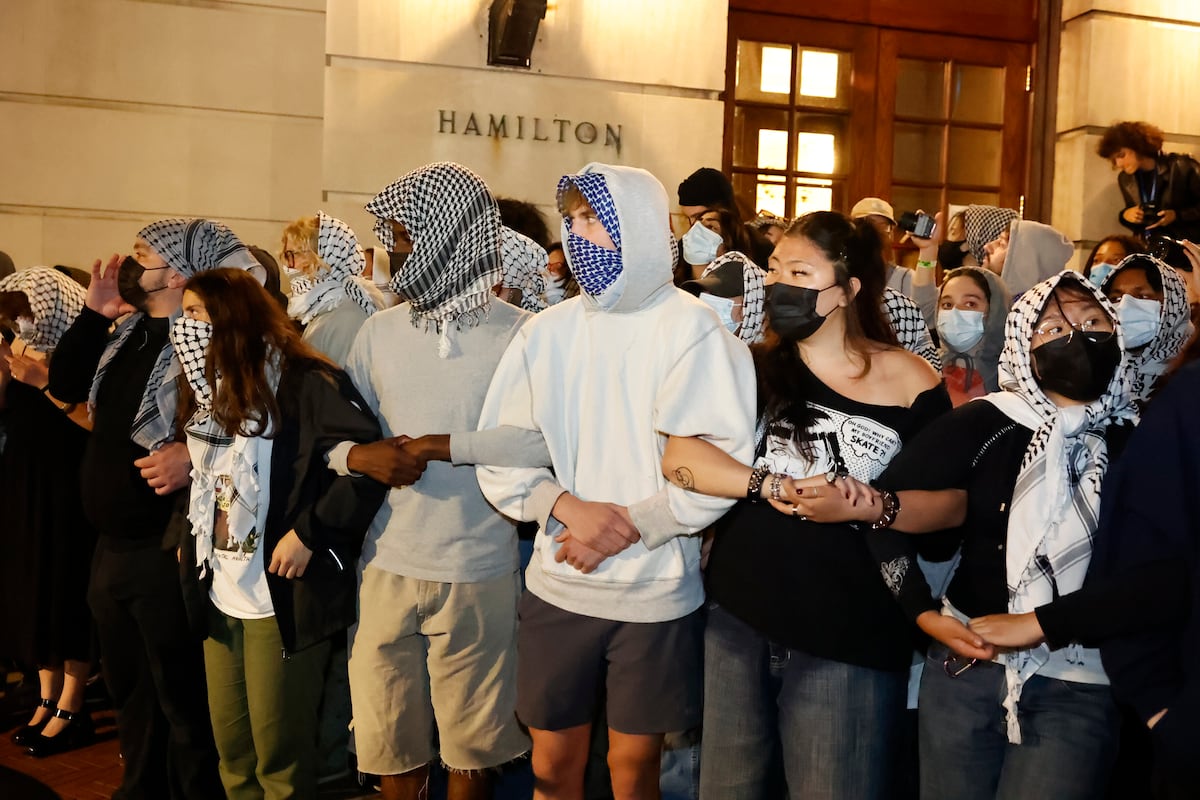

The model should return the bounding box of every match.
[672,466,696,491]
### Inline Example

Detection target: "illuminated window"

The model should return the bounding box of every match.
[795,179,834,216]
[799,50,839,99]
[760,46,792,95]
[796,132,835,174]
[757,129,789,170]
[756,179,787,218]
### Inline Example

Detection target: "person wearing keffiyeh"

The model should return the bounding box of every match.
[331,162,535,797]
[170,267,385,800]
[44,218,263,800]
[1099,253,1193,404]
[280,211,385,367]
[873,270,1139,800]
[0,266,99,759]
[496,226,549,312]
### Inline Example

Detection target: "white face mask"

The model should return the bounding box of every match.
[699,292,739,333]
[1116,294,1161,349]
[681,221,723,266]
[937,308,986,353]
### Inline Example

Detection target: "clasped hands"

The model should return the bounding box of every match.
[765,472,881,524]
[347,434,436,488]
[551,493,640,575]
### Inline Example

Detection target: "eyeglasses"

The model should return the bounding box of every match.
[283,249,311,267]
[943,653,977,678]
[1032,316,1114,344]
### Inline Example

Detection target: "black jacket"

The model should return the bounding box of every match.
[1117,152,1200,241]
[180,362,387,654]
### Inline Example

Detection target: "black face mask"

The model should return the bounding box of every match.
[1031,331,1122,402]
[117,256,169,311]
[766,281,838,342]
[938,241,968,271]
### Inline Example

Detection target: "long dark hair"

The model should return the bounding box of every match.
[753,211,898,451]
[185,268,336,437]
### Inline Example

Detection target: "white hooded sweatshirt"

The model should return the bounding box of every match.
[476,163,756,623]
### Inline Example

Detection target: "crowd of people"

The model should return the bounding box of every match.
[1,118,1199,800]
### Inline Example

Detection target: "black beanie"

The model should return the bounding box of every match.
[678,167,736,209]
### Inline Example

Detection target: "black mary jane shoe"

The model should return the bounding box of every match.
[10,698,55,747]
[25,708,95,758]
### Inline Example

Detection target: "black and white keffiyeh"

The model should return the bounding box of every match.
[964,205,1020,265]
[883,287,942,370]
[138,218,258,278]
[171,316,214,413]
[701,251,766,343]
[1101,254,1192,402]
[88,314,179,451]
[170,315,275,576]
[366,162,501,357]
[287,211,383,325]
[500,227,548,313]
[0,266,86,352]
[985,270,1137,744]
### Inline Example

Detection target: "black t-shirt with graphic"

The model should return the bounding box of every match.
[705,358,952,673]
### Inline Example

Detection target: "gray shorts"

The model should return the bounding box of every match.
[515,591,703,734]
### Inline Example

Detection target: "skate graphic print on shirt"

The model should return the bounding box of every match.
[757,404,903,483]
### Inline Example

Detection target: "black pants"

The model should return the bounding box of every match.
[88,536,223,800]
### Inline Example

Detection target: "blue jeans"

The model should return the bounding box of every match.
[918,643,1119,800]
[699,604,907,800]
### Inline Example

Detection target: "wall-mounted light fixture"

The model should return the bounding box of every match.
[488,0,548,69]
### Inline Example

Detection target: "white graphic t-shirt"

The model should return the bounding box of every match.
[756,402,903,484]
[206,437,275,620]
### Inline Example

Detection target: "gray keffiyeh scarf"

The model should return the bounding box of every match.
[983,270,1137,743]
[87,219,258,449]
[138,218,259,278]
[366,162,502,357]
[287,211,384,325]
[0,267,86,352]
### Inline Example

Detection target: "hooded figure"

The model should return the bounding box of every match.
[365,162,502,358]
[499,226,549,313]
[474,164,755,785]
[964,205,1020,266]
[88,218,258,450]
[1100,253,1193,403]
[999,220,1075,300]
[937,266,1011,403]
[477,160,755,617]
[0,267,86,353]
[983,270,1137,744]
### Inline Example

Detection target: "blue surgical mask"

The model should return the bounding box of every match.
[1089,262,1117,288]
[937,309,986,353]
[699,292,739,333]
[1116,294,1161,349]
[681,221,723,266]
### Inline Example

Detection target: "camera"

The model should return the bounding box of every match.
[1147,233,1191,271]
[1142,201,1161,226]
[897,211,936,239]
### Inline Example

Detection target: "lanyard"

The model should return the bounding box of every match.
[1136,167,1160,205]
